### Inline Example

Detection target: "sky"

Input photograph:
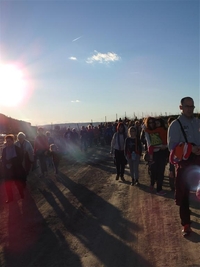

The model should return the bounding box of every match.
[0,0,199,126]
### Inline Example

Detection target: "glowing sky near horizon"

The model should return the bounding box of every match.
[0,1,199,125]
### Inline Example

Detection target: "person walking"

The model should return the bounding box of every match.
[124,126,142,186]
[144,117,168,195]
[110,122,127,182]
[34,127,49,177]
[168,96,200,236]
[49,144,61,175]
[2,134,26,203]
[15,132,34,176]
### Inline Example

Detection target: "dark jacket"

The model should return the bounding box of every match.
[2,145,26,181]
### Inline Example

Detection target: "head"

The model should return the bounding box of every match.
[155,119,161,128]
[5,134,15,147]
[135,120,141,127]
[180,97,195,118]
[144,117,155,130]
[17,132,26,143]
[128,126,137,138]
[46,131,51,137]
[37,127,44,135]
[155,117,165,127]
[117,122,125,134]
[50,144,58,152]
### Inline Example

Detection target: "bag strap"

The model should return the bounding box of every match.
[177,119,188,143]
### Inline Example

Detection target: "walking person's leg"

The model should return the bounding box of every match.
[5,169,14,202]
[134,155,140,185]
[115,150,121,180]
[38,154,47,176]
[176,166,191,236]
[5,180,14,202]
[156,150,167,194]
[119,151,126,181]
[128,159,134,185]
[15,180,25,199]
[149,158,156,191]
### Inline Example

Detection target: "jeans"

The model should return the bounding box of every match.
[149,149,167,192]
[127,155,140,182]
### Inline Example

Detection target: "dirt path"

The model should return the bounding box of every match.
[0,146,200,267]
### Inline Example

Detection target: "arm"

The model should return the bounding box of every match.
[27,141,34,162]
[167,120,181,151]
[124,138,128,156]
[110,133,116,154]
[144,132,151,148]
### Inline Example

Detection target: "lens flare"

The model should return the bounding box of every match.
[184,165,200,192]
[0,64,29,107]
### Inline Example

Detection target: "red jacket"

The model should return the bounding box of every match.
[34,135,49,153]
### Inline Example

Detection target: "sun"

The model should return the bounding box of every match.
[0,64,27,107]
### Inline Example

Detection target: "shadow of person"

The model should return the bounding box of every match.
[3,187,82,267]
[184,230,200,243]
[40,172,154,267]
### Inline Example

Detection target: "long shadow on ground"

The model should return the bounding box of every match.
[39,172,155,267]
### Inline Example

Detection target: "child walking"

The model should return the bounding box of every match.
[124,126,142,186]
[144,118,167,165]
[49,144,61,175]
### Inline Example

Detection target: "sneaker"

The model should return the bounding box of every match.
[131,181,134,186]
[156,190,166,196]
[182,224,192,237]
[135,180,140,186]
[115,175,119,180]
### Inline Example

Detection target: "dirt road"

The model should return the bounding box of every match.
[0,145,200,267]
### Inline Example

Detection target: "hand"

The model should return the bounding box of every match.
[192,146,200,155]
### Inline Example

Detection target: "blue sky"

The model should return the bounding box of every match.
[0,0,199,126]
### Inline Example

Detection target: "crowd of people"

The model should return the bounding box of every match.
[0,96,200,237]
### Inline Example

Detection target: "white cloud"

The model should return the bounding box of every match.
[71,100,80,103]
[72,36,82,42]
[86,51,120,64]
[69,57,77,61]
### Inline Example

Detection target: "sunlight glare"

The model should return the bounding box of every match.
[0,64,27,107]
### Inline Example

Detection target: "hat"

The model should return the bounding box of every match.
[170,142,192,165]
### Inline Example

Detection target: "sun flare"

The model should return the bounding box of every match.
[0,64,27,107]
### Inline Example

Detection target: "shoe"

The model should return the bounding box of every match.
[121,177,126,182]
[115,175,119,180]
[156,190,166,196]
[135,180,140,186]
[182,224,192,237]
[131,182,134,186]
